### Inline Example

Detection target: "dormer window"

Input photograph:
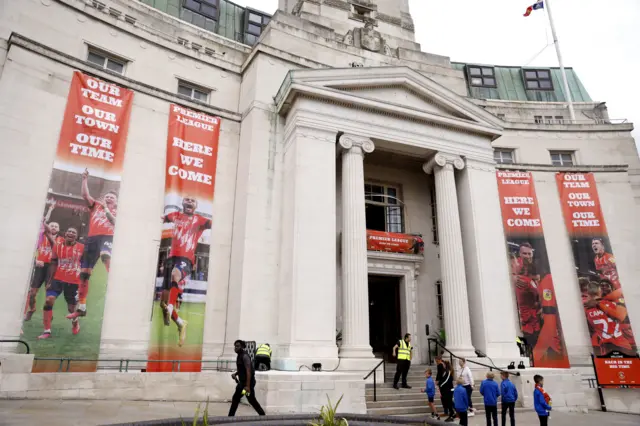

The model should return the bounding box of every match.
[350,3,375,22]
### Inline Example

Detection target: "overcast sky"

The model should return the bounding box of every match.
[235,0,639,149]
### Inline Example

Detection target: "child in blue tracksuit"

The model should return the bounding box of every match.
[480,371,500,426]
[453,378,469,426]
[534,374,552,426]
[500,371,518,426]
[422,368,440,420]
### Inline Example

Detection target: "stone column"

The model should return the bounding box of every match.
[423,153,476,358]
[339,134,375,359]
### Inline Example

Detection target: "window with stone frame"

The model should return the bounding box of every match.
[177,80,211,103]
[494,148,515,164]
[86,48,127,74]
[365,183,404,233]
[429,178,438,245]
[435,280,444,322]
[550,151,575,166]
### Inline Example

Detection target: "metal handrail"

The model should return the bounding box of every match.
[0,339,30,354]
[428,338,520,377]
[32,357,232,373]
[363,359,385,402]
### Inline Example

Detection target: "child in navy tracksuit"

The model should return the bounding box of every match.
[534,375,552,426]
[480,371,500,426]
[422,368,440,419]
[453,378,470,426]
[500,371,518,426]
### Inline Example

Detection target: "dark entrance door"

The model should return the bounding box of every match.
[368,275,402,360]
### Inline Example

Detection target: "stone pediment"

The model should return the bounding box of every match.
[276,67,504,137]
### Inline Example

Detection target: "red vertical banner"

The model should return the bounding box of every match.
[556,173,637,357]
[22,71,134,372]
[496,171,570,368]
[147,105,221,372]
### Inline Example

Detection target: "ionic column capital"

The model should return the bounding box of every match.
[339,134,375,154]
[422,152,465,174]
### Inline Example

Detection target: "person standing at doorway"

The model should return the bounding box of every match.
[392,333,413,389]
[459,358,476,416]
[228,340,266,417]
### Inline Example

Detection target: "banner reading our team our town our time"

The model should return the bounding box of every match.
[556,173,638,358]
[22,71,134,373]
[147,104,221,372]
[496,171,570,368]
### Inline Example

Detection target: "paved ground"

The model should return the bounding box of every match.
[0,400,638,426]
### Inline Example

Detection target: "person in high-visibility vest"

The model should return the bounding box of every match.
[392,333,413,389]
[254,343,272,371]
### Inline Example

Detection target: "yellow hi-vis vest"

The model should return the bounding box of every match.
[397,339,412,361]
[256,344,272,359]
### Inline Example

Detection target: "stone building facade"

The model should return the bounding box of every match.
[0,0,638,413]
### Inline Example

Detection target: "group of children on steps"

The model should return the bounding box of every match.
[423,368,552,426]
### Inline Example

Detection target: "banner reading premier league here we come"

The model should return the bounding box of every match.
[22,71,133,373]
[147,104,221,372]
[496,171,570,368]
[556,173,638,358]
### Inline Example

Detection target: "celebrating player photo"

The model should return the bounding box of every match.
[147,104,221,372]
[20,72,133,373]
[556,173,638,357]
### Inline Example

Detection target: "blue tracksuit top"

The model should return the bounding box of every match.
[501,379,518,403]
[480,378,500,406]
[453,384,469,412]
[534,388,552,416]
[425,377,436,398]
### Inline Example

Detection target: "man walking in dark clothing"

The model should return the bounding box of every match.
[228,339,266,416]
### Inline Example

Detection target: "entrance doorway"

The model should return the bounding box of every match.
[368,275,402,360]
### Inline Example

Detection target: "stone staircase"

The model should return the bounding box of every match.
[365,364,525,418]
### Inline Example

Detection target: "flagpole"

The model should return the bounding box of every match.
[544,0,576,122]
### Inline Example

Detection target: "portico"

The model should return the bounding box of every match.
[273,66,522,370]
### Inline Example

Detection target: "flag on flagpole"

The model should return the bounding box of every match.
[524,0,544,17]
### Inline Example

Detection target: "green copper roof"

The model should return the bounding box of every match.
[452,63,593,103]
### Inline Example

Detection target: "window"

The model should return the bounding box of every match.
[524,69,553,90]
[435,280,444,322]
[365,183,404,233]
[550,151,575,166]
[494,149,515,164]
[534,115,543,124]
[244,9,270,45]
[497,113,506,120]
[429,179,438,245]
[554,116,565,124]
[86,49,126,74]
[466,65,497,88]
[177,80,210,103]
[183,0,218,20]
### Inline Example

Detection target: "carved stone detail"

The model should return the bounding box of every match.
[343,29,354,46]
[360,21,381,52]
[339,134,375,154]
[423,152,465,174]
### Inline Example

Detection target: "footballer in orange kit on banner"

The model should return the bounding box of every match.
[21,71,134,373]
[496,171,570,368]
[147,104,221,372]
[556,173,638,357]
